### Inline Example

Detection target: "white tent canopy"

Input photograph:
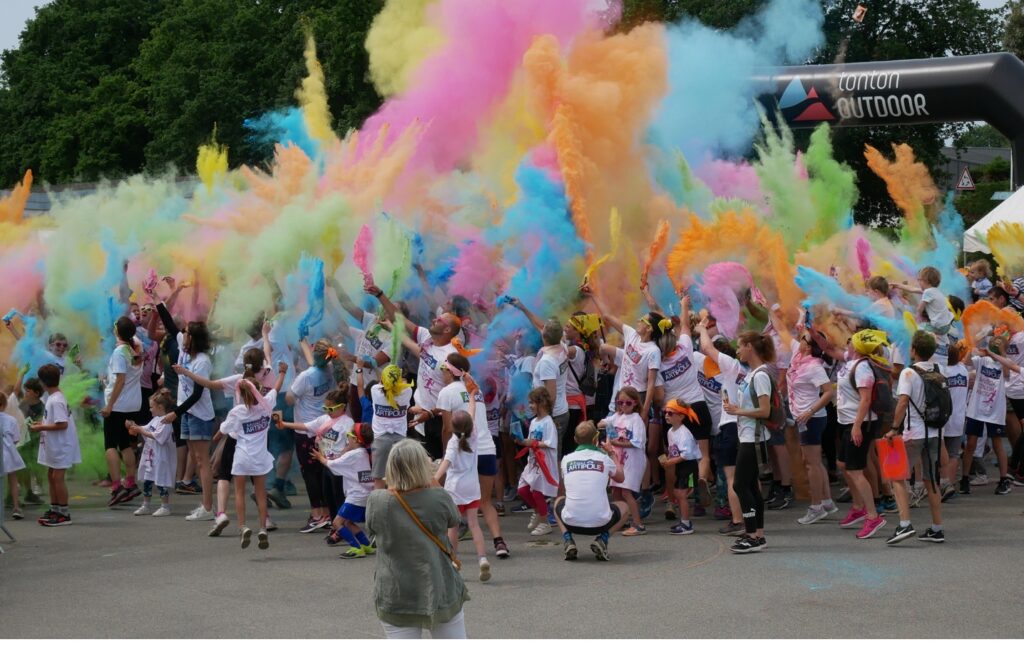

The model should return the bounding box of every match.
[964,185,1024,253]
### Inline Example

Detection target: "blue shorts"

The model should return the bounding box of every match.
[799,416,827,446]
[338,502,366,523]
[715,423,739,467]
[477,454,498,477]
[965,418,1005,437]
[180,413,214,441]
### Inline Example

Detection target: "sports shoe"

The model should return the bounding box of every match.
[1011,472,1024,487]
[121,485,141,503]
[880,496,897,512]
[763,485,781,507]
[152,506,171,517]
[713,505,732,521]
[512,503,531,513]
[494,537,510,559]
[995,477,1013,496]
[41,512,72,527]
[458,522,472,541]
[958,476,971,495]
[692,504,706,517]
[479,558,492,582]
[835,487,852,503]
[638,490,654,519]
[185,506,214,521]
[910,485,927,508]
[494,502,506,516]
[266,517,278,531]
[176,481,201,495]
[886,523,916,545]
[767,490,793,510]
[325,529,344,546]
[340,546,366,559]
[527,512,541,530]
[590,536,609,561]
[209,513,230,537]
[133,503,152,516]
[361,543,376,556]
[670,521,695,535]
[266,488,291,509]
[822,501,840,515]
[969,473,989,486]
[563,538,578,561]
[12,509,24,520]
[240,526,252,549]
[299,516,330,533]
[37,510,57,525]
[730,534,764,554]
[108,486,128,507]
[531,522,552,536]
[856,515,887,539]
[257,529,269,550]
[621,524,646,536]
[918,527,945,543]
[797,506,828,525]
[839,507,867,528]
[503,486,517,502]
[664,504,678,521]
[940,483,958,502]
[719,521,745,536]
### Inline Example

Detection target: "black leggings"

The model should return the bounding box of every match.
[822,403,839,472]
[733,443,764,535]
[323,470,345,516]
[295,435,325,509]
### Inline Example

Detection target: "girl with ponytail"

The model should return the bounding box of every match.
[369,364,413,489]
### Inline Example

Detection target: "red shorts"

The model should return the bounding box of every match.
[457,500,481,515]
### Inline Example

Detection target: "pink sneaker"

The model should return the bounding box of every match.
[856,515,887,539]
[839,507,867,528]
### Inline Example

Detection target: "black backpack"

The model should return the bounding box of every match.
[849,358,894,424]
[567,346,598,397]
[908,365,953,431]
[748,366,785,439]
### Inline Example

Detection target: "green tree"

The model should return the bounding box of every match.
[1005,0,1024,59]
[956,123,1011,149]
[620,0,765,30]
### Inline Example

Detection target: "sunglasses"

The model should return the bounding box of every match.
[53,342,69,348]
[322,403,346,413]
[615,400,637,407]
[663,409,682,416]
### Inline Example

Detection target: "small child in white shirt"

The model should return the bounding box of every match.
[659,400,703,535]
[127,390,177,516]
[1,392,26,520]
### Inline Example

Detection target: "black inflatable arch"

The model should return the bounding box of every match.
[755,53,1024,189]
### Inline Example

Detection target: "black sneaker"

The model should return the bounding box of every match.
[266,488,291,509]
[918,527,945,543]
[108,486,127,507]
[886,523,916,545]
[995,477,1013,496]
[299,516,329,533]
[1012,472,1024,487]
[41,512,72,527]
[37,510,58,525]
[590,537,609,561]
[121,485,141,503]
[494,537,510,559]
[730,534,764,554]
[563,539,578,561]
[767,491,793,510]
[958,477,971,495]
[176,481,201,495]
[664,506,678,521]
[763,486,781,507]
[719,521,745,536]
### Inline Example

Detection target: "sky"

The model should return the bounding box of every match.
[0,0,1013,54]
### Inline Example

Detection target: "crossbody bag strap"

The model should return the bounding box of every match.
[389,488,461,571]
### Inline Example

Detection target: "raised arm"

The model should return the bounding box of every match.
[508,298,545,333]
[678,295,692,338]
[696,321,719,364]
[586,290,624,334]
[329,276,365,322]
[366,283,418,337]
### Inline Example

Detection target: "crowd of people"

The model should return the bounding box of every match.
[3,256,1023,586]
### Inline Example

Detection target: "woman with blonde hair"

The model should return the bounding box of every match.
[366,439,470,639]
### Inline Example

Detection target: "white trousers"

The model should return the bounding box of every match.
[381,610,467,639]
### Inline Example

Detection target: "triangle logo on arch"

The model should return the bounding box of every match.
[777,78,836,122]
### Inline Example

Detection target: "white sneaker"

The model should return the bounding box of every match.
[479,558,492,582]
[530,522,552,536]
[186,505,214,521]
[133,504,152,516]
[797,506,828,525]
[822,501,839,515]
[152,506,171,517]
[969,473,990,486]
[527,513,540,531]
[208,512,230,537]
[266,516,278,532]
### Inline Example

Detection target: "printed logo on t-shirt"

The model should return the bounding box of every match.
[242,416,271,435]
[565,458,605,473]
[313,381,331,397]
[626,344,642,364]
[667,444,680,458]
[358,470,373,484]
[374,404,408,419]
[614,425,635,443]
[981,365,1002,380]
[1008,344,1020,357]
[559,360,568,376]
[486,407,501,422]
[661,356,692,382]
[697,372,721,394]
[366,330,384,350]
[420,349,438,369]
[323,428,339,442]
[947,373,968,388]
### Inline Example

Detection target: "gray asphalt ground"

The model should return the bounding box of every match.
[2,475,1023,639]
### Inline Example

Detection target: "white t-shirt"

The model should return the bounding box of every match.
[737,367,773,444]
[943,363,969,438]
[220,368,277,406]
[414,327,456,409]
[921,287,953,329]
[370,384,411,438]
[221,389,276,476]
[38,391,81,469]
[533,346,569,417]
[1004,332,1024,399]
[787,345,830,420]
[324,448,373,507]
[667,424,702,461]
[620,325,661,393]
[895,362,941,440]
[1,412,26,474]
[289,366,336,425]
[517,415,560,497]
[442,434,480,505]
[605,411,646,492]
[835,359,878,425]
[176,335,215,421]
[716,353,748,427]
[966,356,1007,425]
[137,416,176,487]
[564,345,586,401]
[305,414,354,461]
[607,348,625,416]
[105,344,142,413]
[349,312,392,386]
[482,375,504,438]
[436,381,495,455]
[693,351,723,433]
[560,447,617,528]
[657,337,705,405]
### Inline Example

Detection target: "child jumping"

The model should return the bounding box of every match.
[221,379,276,550]
[312,423,375,559]
[127,390,177,517]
